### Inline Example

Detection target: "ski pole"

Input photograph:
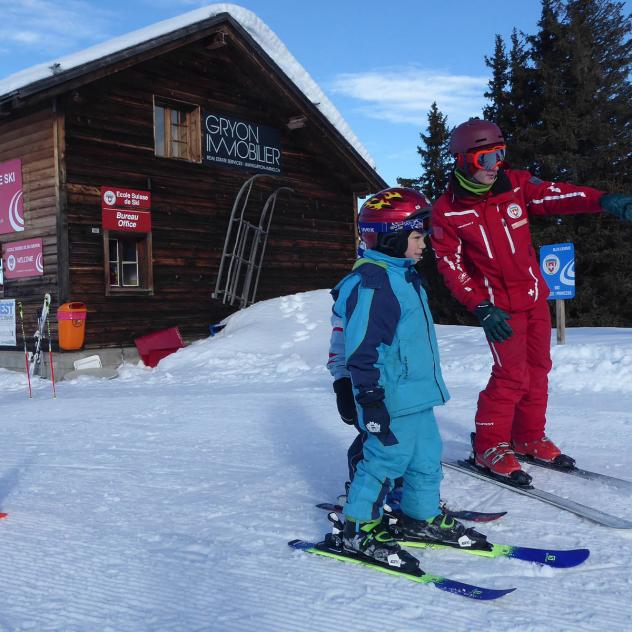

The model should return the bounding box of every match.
[46,308,56,399]
[17,301,32,398]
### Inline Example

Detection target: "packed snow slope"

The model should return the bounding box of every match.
[1,289,631,631]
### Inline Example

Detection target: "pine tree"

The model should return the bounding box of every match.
[557,0,632,326]
[504,28,537,170]
[396,176,422,190]
[418,102,451,201]
[524,0,570,180]
[561,0,632,189]
[413,103,473,325]
[524,0,632,327]
[483,35,510,125]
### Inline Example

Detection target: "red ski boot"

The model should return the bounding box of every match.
[475,443,521,475]
[513,436,576,469]
[474,443,532,485]
[513,436,561,462]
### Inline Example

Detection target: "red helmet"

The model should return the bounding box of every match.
[358,187,431,254]
[449,119,504,155]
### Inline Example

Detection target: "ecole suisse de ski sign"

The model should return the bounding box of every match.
[101,186,151,232]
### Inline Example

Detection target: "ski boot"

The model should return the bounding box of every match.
[513,436,576,470]
[338,514,420,572]
[471,433,532,486]
[397,511,491,551]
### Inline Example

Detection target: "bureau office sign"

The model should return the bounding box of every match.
[203,112,282,175]
[101,186,151,232]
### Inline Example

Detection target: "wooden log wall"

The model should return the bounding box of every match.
[57,31,373,347]
[0,107,59,346]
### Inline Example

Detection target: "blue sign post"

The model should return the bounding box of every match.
[540,242,575,344]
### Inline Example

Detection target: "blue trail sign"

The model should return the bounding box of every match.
[540,242,575,300]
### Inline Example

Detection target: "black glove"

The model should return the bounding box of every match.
[332,377,357,425]
[474,301,513,343]
[356,388,398,446]
[360,400,391,436]
[600,193,632,222]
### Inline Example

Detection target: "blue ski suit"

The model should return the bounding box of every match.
[331,249,450,522]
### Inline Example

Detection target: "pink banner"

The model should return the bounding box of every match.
[2,238,43,279]
[0,159,25,235]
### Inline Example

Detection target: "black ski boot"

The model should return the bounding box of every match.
[340,515,421,572]
[398,511,491,551]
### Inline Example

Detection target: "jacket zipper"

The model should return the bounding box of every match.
[501,218,516,254]
[479,226,494,258]
[413,279,446,404]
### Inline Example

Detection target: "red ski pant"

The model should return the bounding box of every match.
[474,300,552,454]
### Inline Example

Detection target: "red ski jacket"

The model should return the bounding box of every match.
[431,169,604,313]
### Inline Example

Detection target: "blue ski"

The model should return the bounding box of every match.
[402,540,589,568]
[288,539,516,601]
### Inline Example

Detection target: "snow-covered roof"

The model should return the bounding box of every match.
[0,3,377,171]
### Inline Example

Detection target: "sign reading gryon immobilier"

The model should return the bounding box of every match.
[203,112,282,175]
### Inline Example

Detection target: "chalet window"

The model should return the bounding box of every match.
[104,233,153,295]
[154,98,201,162]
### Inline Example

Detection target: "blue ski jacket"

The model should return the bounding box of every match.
[331,249,449,417]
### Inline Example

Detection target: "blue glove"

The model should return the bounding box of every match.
[356,388,398,446]
[474,301,513,343]
[332,377,357,426]
[600,194,632,222]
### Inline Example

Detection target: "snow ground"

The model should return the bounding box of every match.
[1,289,631,631]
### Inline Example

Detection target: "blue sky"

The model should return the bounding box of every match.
[0,1,613,186]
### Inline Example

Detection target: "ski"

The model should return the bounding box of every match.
[401,539,589,568]
[514,454,632,490]
[443,459,632,529]
[315,502,507,523]
[30,293,51,377]
[288,538,516,600]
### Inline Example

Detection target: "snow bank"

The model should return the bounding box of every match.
[435,324,632,393]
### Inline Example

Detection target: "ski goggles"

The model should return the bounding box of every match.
[359,214,432,237]
[467,144,506,171]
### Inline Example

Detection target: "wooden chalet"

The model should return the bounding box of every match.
[0,7,385,351]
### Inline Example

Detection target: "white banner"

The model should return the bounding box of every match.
[0,299,16,346]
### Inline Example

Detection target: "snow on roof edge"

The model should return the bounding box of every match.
[0,3,378,172]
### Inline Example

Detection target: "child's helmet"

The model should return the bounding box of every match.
[358,187,432,257]
[449,118,504,155]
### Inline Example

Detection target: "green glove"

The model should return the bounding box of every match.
[600,194,632,222]
[474,301,513,343]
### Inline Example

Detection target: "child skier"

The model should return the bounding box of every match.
[330,187,487,569]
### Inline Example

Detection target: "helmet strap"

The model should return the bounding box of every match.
[376,231,411,258]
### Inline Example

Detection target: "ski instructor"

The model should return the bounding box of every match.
[430,117,632,484]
